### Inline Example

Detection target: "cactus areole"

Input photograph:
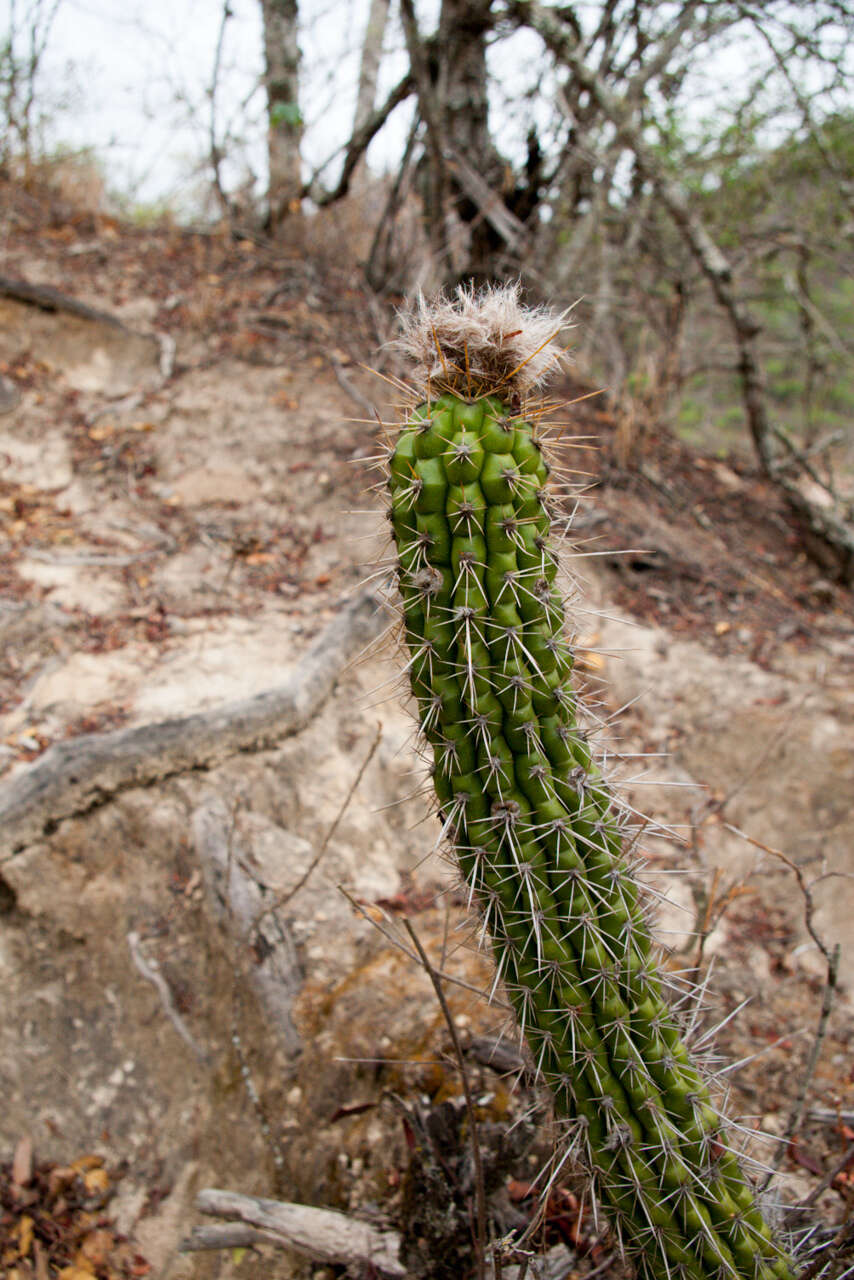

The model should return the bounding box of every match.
[384,286,794,1279]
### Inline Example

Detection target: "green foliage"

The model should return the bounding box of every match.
[600,105,854,464]
[270,100,302,130]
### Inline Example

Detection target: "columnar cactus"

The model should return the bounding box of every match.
[383,286,795,1280]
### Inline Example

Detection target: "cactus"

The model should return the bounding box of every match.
[382,285,795,1280]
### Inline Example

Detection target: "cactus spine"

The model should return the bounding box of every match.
[383,286,795,1280]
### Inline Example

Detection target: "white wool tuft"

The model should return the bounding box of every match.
[396,283,571,399]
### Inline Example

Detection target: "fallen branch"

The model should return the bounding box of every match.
[0,589,386,858]
[183,1190,574,1278]
[778,480,854,587]
[792,1139,854,1214]
[0,273,127,328]
[180,1223,280,1251]
[187,1189,406,1277]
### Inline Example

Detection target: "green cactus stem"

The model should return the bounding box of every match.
[383,285,795,1280]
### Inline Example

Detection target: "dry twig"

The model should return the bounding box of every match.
[721,824,842,1192]
[403,916,489,1280]
[127,930,207,1063]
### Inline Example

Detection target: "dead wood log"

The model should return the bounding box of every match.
[180,1223,282,1251]
[0,273,127,329]
[779,482,854,586]
[185,1187,574,1276]
[187,1188,406,1276]
[0,590,387,859]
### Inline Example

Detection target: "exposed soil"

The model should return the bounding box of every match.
[1,174,852,1279]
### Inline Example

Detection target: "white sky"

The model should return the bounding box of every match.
[7,0,415,213]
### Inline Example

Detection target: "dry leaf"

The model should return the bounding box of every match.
[12,1135,33,1188]
[715,620,731,635]
[47,1166,77,1197]
[88,423,116,441]
[77,1228,113,1266]
[83,1167,110,1195]
[18,1215,34,1257]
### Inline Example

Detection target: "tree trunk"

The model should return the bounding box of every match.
[260,0,302,230]
[437,0,506,284]
[351,0,391,187]
[399,0,450,278]
[403,0,537,286]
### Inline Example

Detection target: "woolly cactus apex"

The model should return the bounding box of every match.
[383,286,797,1280]
[395,282,571,398]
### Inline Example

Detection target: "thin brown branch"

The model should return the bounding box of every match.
[337,885,513,1011]
[253,722,381,928]
[721,823,842,1190]
[311,71,414,207]
[403,917,488,1280]
[795,1140,854,1213]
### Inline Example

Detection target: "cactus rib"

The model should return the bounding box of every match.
[384,286,796,1280]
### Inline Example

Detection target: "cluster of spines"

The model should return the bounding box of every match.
[385,389,795,1280]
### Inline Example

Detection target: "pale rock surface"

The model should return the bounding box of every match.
[0,297,161,394]
[16,558,126,615]
[0,431,73,489]
[168,465,262,506]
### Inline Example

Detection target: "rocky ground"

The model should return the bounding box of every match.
[1,178,852,1279]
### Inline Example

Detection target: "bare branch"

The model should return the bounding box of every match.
[720,823,842,1190]
[207,0,233,219]
[311,71,415,207]
[189,1189,405,1276]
